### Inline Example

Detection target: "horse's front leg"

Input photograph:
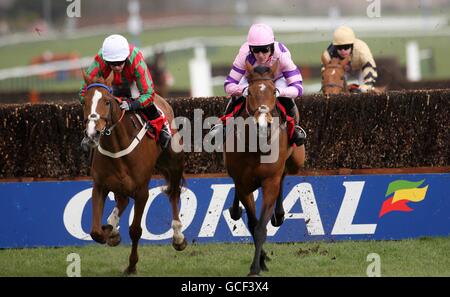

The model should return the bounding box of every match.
[125,187,149,275]
[103,194,129,247]
[90,184,108,244]
[271,174,286,227]
[249,177,281,276]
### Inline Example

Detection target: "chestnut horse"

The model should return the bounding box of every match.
[81,73,186,274]
[321,56,350,95]
[224,61,305,276]
[321,54,385,95]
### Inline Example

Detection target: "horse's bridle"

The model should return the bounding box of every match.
[85,83,125,136]
[245,77,277,117]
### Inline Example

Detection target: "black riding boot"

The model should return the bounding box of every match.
[146,103,171,149]
[278,97,307,146]
[209,96,245,138]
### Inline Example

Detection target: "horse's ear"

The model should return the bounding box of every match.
[81,69,92,85]
[105,71,113,87]
[245,60,253,74]
[321,52,330,66]
[270,59,279,75]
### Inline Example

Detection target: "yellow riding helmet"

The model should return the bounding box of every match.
[332,26,356,46]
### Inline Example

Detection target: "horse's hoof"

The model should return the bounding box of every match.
[229,206,243,221]
[101,224,113,233]
[90,231,106,244]
[247,273,261,277]
[106,233,121,247]
[124,266,137,275]
[172,238,188,251]
[270,214,284,227]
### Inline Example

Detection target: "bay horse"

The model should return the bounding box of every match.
[321,54,386,95]
[81,72,187,274]
[224,61,305,276]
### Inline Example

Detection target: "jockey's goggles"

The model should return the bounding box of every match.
[107,60,126,66]
[335,44,353,51]
[250,45,271,54]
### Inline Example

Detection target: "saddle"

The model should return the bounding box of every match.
[137,108,168,142]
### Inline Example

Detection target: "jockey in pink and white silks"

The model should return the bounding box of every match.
[210,23,306,146]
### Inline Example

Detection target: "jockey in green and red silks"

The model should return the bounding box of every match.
[79,34,171,149]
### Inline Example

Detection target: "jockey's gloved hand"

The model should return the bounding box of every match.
[360,84,374,93]
[120,99,141,111]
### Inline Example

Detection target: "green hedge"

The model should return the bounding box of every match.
[0,90,449,178]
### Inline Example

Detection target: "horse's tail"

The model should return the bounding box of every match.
[156,147,186,199]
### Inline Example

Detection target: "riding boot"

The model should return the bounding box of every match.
[278,97,307,146]
[146,103,171,149]
[209,96,245,138]
[158,125,171,149]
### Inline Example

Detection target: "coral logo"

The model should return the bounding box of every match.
[379,179,428,218]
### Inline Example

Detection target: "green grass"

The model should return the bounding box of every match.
[1,237,449,276]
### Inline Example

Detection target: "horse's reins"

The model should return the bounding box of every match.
[85,83,126,136]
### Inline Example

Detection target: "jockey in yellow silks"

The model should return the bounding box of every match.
[321,26,378,92]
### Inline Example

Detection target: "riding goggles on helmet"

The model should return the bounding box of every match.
[335,44,353,51]
[250,45,271,54]
[107,60,126,66]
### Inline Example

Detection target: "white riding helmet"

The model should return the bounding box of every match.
[102,34,130,62]
[332,26,356,46]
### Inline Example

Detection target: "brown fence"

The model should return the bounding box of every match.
[0,89,449,178]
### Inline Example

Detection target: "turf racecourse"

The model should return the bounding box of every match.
[0,237,448,277]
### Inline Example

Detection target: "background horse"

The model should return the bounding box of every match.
[81,72,186,274]
[147,51,171,98]
[321,54,386,95]
[224,61,305,276]
[321,55,350,95]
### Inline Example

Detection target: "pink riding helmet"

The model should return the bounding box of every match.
[247,23,275,46]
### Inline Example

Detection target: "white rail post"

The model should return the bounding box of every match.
[406,41,421,82]
[189,46,213,97]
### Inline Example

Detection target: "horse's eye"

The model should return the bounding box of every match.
[105,101,110,105]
